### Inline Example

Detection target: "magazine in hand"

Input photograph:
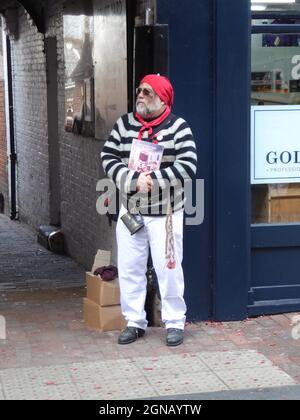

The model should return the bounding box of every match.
[128,139,164,173]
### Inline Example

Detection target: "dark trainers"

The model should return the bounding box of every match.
[166,328,184,346]
[118,327,145,345]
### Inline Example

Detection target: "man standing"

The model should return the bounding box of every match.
[101,74,197,346]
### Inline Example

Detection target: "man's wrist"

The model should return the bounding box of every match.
[124,170,140,193]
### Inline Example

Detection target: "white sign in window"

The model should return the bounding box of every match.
[251,105,300,184]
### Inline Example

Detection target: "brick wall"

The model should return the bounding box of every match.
[0,80,7,210]
[11,7,50,227]
[0,23,8,214]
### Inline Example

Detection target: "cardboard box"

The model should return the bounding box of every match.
[84,249,124,332]
[86,272,120,307]
[83,298,126,332]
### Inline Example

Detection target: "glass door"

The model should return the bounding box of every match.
[249,1,300,315]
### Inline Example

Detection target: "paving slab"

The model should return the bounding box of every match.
[0,350,297,400]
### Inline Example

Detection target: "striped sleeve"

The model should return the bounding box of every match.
[150,120,197,188]
[100,119,139,192]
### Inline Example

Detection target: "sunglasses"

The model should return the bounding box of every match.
[136,87,155,97]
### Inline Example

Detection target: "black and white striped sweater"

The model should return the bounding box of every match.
[101,112,197,216]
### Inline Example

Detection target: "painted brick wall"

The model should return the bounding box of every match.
[11,7,50,227]
[0,20,8,213]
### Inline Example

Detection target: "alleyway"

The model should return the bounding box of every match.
[0,214,85,291]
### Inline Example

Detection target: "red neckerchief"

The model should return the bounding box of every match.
[135,106,171,142]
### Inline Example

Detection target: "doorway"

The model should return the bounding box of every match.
[249,1,300,315]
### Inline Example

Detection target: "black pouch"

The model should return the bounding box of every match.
[121,211,144,235]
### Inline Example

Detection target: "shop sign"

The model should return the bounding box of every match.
[251,105,300,184]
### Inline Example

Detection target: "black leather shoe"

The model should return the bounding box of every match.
[118,327,145,345]
[166,328,184,346]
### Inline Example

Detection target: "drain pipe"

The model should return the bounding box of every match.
[6,35,17,220]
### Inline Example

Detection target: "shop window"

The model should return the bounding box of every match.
[251,11,300,223]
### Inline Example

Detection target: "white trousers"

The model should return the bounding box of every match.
[116,205,186,331]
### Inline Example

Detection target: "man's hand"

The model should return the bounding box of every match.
[136,171,153,193]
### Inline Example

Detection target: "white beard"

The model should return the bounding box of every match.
[136,96,163,119]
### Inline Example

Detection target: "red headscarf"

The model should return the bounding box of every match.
[140,74,174,107]
[135,74,174,141]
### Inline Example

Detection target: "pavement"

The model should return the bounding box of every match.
[1,214,300,400]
